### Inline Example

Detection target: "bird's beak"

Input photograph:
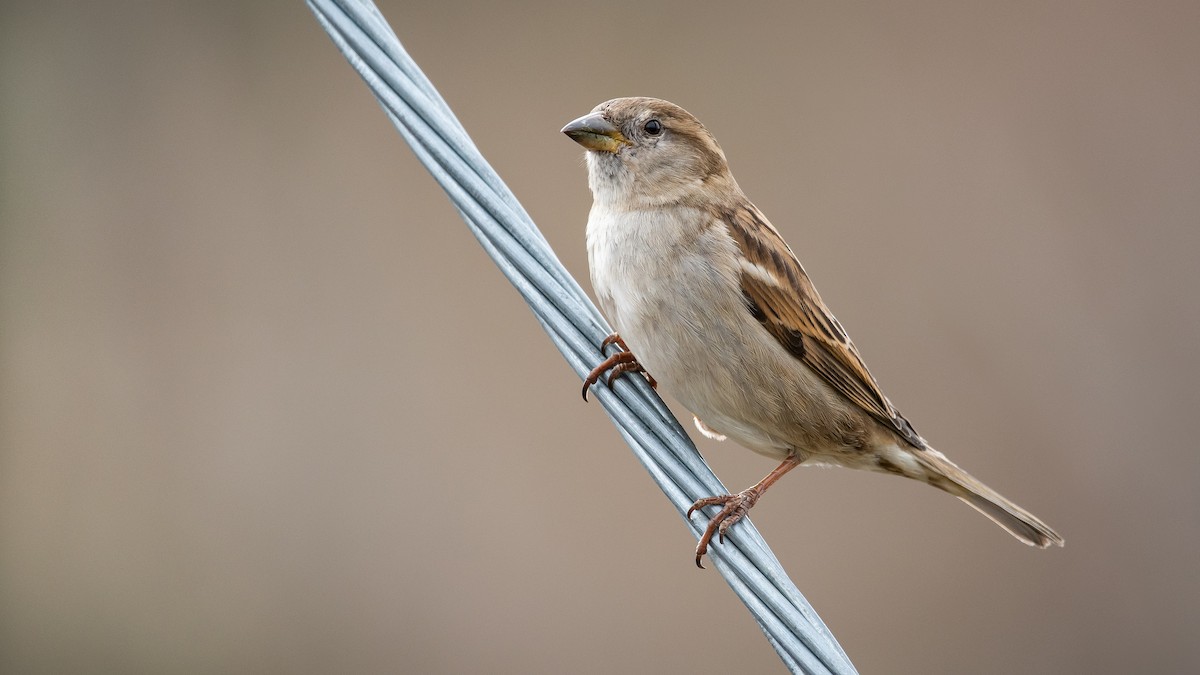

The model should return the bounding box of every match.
[561,112,629,153]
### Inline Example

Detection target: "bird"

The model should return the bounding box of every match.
[562,97,1064,567]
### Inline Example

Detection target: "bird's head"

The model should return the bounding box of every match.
[562,97,736,208]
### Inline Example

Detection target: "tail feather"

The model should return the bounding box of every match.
[916,449,1064,548]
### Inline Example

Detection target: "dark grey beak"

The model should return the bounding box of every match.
[562,112,629,153]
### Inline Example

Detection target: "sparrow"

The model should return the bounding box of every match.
[562,97,1064,567]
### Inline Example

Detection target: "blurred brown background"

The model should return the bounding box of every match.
[2,1,1197,673]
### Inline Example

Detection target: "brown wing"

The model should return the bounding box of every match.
[721,202,926,449]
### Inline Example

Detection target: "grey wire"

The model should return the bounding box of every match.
[307,1,858,672]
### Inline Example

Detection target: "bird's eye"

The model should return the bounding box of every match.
[643,119,663,135]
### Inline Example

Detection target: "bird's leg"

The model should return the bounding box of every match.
[687,452,803,569]
[581,332,657,401]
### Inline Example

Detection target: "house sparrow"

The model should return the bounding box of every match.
[563,97,1063,567]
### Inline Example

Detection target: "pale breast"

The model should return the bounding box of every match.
[587,207,868,460]
[587,204,728,351]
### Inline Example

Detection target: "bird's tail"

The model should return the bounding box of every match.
[916,448,1064,548]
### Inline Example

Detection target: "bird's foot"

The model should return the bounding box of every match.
[581,333,657,401]
[686,487,763,569]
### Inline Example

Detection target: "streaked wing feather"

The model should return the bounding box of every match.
[722,203,926,449]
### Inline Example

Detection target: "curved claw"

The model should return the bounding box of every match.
[605,361,641,387]
[582,351,635,401]
[600,333,626,351]
[581,332,655,402]
[687,490,762,570]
